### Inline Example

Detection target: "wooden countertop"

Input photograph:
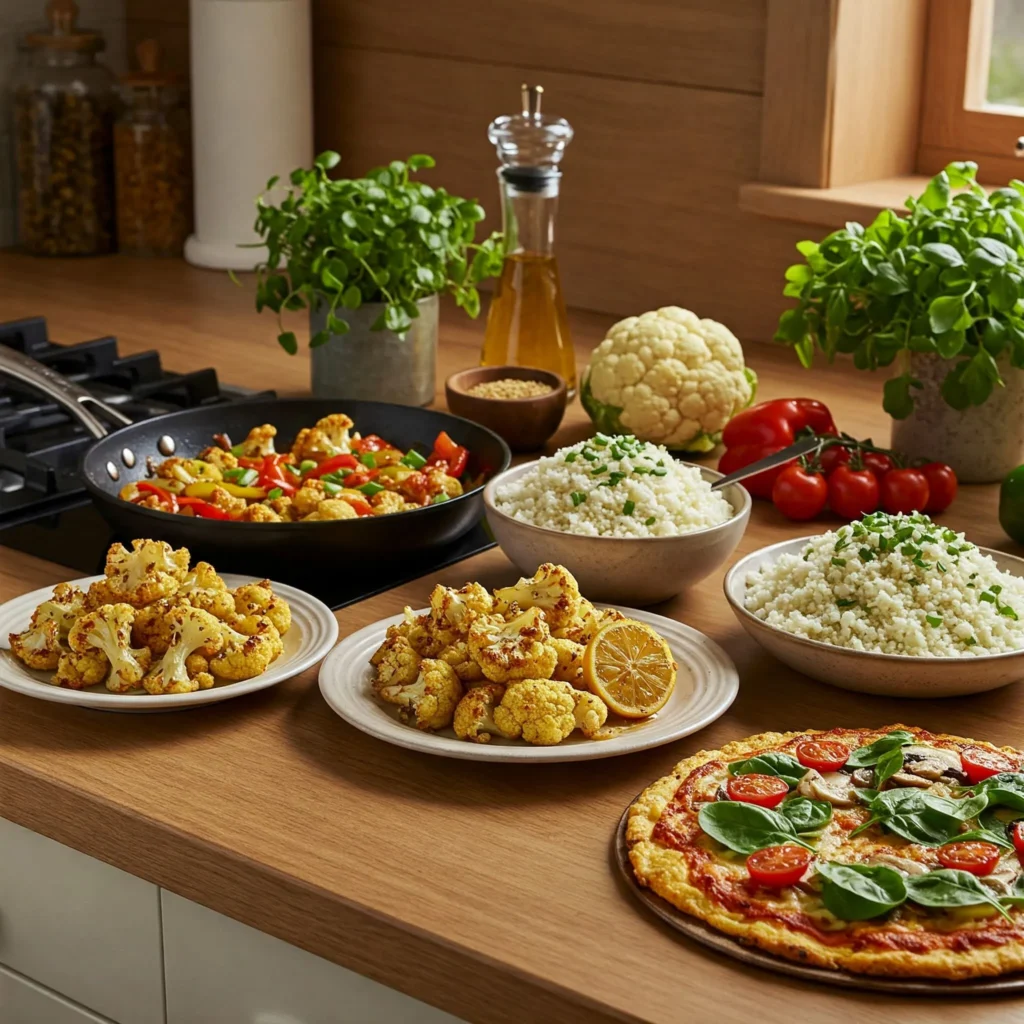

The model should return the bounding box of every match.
[1,253,1022,1023]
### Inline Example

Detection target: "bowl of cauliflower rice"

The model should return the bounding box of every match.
[484,434,750,604]
[725,511,1024,697]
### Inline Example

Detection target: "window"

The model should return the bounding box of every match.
[986,0,1024,107]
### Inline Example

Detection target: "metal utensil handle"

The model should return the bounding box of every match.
[0,344,132,440]
[710,435,822,491]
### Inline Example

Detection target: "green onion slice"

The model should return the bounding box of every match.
[400,449,427,469]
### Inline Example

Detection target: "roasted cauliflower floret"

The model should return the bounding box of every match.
[467,607,558,684]
[8,582,86,669]
[550,637,586,688]
[453,683,506,743]
[437,640,484,683]
[268,496,299,521]
[572,690,609,738]
[208,615,278,681]
[290,414,355,464]
[425,466,463,499]
[428,581,494,635]
[54,650,108,690]
[376,658,462,731]
[370,634,422,690]
[179,562,236,620]
[492,678,577,745]
[196,446,239,473]
[553,599,623,645]
[303,498,358,521]
[292,480,327,517]
[385,607,457,657]
[207,486,247,516]
[494,563,582,631]
[233,580,291,636]
[131,599,177,655]
[237,423,277,457]
[100,539,189,607]
[155,457,222,485]
[143,606,223,694]
[68,603,153,693]
[238,504,281,523]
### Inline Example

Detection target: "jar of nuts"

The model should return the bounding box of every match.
[12,0,117,256]
[114,40,192,257]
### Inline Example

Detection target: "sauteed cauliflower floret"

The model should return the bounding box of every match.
[492,678,578,745]
[468,607,558,684]
[156,457,222,486]
[131,598,177,655]
[233,580,291,636]
[304,498,358,521]
[553,598,624,645]
[7,582,85,670]
[179,562,235,620]
[428,582,494,634]
[143,606,223,694]
[572,690,609,738]
[196,446,238,473]
[292,480,327,518]
[237,423,277,458]
[437,640,485,683]
[291,414,355,463]
[494,563,582,631]
[550,637,586,688]
[55,650,108,690]
[452,682,505,743]
[208,615,279,681]
[69,604,153,693]
[374,657,463,731]
[370,634,421,690]
[92,539,189,608]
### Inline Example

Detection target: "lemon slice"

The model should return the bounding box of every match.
[583,619,676,719]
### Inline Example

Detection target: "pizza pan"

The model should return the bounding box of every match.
[614,802,1024,996]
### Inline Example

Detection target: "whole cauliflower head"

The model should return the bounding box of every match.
[69,603,153,693]
[493,564,581,630]
[453,683,506,743]
[468,607,558,684]
[582,306,757,452]
[492,678,577,745]
[376,658,463,731]
[99,539,190,607]
[428,581,494,634]
[233,580,291,636]
[143,606,223,694]
[8,582,86,670]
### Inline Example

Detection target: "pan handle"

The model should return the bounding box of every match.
[0,344,133,439]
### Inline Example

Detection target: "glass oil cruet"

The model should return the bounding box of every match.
[481,84,577,395]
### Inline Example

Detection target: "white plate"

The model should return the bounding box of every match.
[0,574,339,713]
[318,605,738,762]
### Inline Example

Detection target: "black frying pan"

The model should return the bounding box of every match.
[1,347,511,576]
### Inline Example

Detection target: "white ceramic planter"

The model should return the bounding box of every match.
[889,351,1024,483]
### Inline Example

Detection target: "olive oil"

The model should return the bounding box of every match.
[481,251,576,394]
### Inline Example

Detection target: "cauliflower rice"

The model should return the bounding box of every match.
[744,511,1024,656]
[493,434,733,538]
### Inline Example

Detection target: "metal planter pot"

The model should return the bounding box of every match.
[309,293,438,406]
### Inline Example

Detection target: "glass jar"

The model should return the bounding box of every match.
[115,39,192,257]
[12,0,116,256]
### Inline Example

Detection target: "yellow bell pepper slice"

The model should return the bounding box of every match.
[184,480,266,500]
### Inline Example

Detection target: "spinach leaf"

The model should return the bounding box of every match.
[874,745,905,788]
[817,862,907,921]
[846,730,916,768]
[905,869,1012,922]
[727,752,807,788]
[980,803,1024,833]
[781,796,833,833]
[854,790,978,846]
[697,801,811,855]
[941,828,1013,850]
[974,773,1024,812]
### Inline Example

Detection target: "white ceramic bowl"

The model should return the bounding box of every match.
[483,461,751,605]
[724,536,1024,698]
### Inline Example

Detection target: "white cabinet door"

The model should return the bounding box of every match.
[162,892,465,1024]
[0,964,115,1024]
[0,817,165,1024]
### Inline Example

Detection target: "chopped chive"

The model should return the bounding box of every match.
[267,487,283,500]
[582,450,598,462]
[230,443,244,457]
[564,452,578,463]
[652,467,668,477]
[644,516,656,526]
[299,459,316,473]
[570,491,587,507]
[632,466,651,474]
[607,472,626,485]
[284,463,302,477]
[926,614,942,627]
[936,561,947,573]
[623,500,636,516]
[992,584,1003,595]
[831,557,847,567]
[836,598,857,608]
[966,636,978,646]
[859,548,875,562]
[322,480,342,496]
[980,591,997,604]
[591,464,608,475]
[592,437,608,447]
[359,481,385,496]
[1001,604,1019,620]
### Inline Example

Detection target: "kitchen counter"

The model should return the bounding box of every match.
[1,253,1022,1023]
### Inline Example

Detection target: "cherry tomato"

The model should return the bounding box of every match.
[921,462,959,513]
[727,773,790,808]
[793,398,837,436]
[861,451,894,478]
[746,844,812,888]
[880,468,930,515]
[819,444,851,475]
[938,841,1001,876]
[827,465,879,520]
[772,464,828,521]
[795,740,850,772]
[1012,822,1024,858]
[960,745,1018,784]
[718,443,789,499]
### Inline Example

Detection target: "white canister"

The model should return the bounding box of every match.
[184,0,312,270]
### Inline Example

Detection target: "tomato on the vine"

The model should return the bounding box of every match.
[795,740,850,772]
[726,774,790,808]
[746,845,811,888]
[921,462,958,513]
[1012,822,1024,858]
[862,451,894,478]
[937,841,1001,877]
[819,445,851,475]
[960,745,1018,784]
[772,464,828,521]
[827,465,879,520]
[880,468,930,514]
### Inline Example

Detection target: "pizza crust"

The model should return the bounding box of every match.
[626,726,1024,979]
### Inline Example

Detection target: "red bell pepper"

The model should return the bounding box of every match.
[341,468,380,489]
[426,430,469,478]
[351,434,389,453]
[176,496,232,520]
[135,480,179,513]
[304,453,359,480]
[256,454,297,496]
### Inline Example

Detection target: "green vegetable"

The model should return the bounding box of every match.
[299,459,316,473]
[230,444,244,457]
[777,161,1024,416]
[874,745,905,789]
[399,449,427,470]
[360,452,377,468]
[622,500,636,516]
[727,752,808,788]
[236,469,259,487]
[322,480,342,496]
[359,481,385,497]
[284,463,302,477]
[940,828,1013,849]
[570,491,587,507]
[780,796,833,833]
[816,862,907,921]
[644,516,656,526]
[973,772,1024,812]
[431,493,450,504]
[846,730,917,768]
[697,801,811,855]
[926,614,943,627]
[248,152,503,351]
[267,487,283,500]
[905,869,1013,922]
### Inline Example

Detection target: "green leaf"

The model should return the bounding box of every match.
[697,801,809,855]
[874,745,905,788]
[935,329,966,359]
[325,313,350,335]
[277,331,298,355]
[929,294,968,334]
[991,270,1020,312]
[780,796,833,833]
[315,151,341,170]
[827,289,849,327]
[407,154,436,171]
[785,264,813,284]
[977,237,1018,265]
[847,731,917,767]
[728,752,808,788]
[920,241,965,268]
[942,828,1013,849]
[817,862,907,921]
[873,263,910,295]
[919,171,951,211]
[409,205,432,224]
[906,869,1013,922]
[883,374,922,419]
[341,285,362,310]
[309,329,331,348]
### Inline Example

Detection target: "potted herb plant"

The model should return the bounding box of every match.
[248,151,503,406]
[776,161,1024,482]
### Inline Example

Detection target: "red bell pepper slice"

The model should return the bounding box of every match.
[351,434,389,453]
[176,496,232,520]
[305,453,359,480]
[427,431,469,477]
[136,480,180,513]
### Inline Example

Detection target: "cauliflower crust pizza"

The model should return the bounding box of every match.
[626,725,1024,979]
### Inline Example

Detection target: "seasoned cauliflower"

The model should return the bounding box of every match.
[207,486,247,515]
[8,582,85,670]
[238,504,282,522]
[179,562,235,620]
[437,640,484,683]
[572,690,609,738]
[453,683,506,743]
[290,414,354,463]
[582,306,757,452]
[196,446,239,473]
[370,634,422,690]
[233,580,291,636]
[208,615,278,681]
[467,607,558,684]
[54,650,108,690]
[385,607,457,658]
[144,606,222,694]
[424,467,463,499]
[99,539,189,607]
[550,637,585,687]
[292,480,327,517]
[156,457,222,485]
[376,658,462,731]
[68,604,152,693]
[553,599,623,645]
[303,498,358,521]
[428,581,494,634]
[131,599,177,655]
[268,496,299,521]
[493,563,581,630]
[237,423,277,457]
[370,490,418,516]
[492,678,577,745]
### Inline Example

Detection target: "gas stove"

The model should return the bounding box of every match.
[0,317,495,607]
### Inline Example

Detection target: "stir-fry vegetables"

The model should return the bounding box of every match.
[118,414,474,523]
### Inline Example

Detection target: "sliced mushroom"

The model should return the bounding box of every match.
[980,855,1020,896]
[851,767,875,788]
[796,769,858,807]
[869,853,931,876]
[901,745,964,782]
[888,771,934,789]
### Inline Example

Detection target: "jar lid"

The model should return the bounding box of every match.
[23,0,104,53]
[120,39,182,88]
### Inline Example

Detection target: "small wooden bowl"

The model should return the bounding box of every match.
[445,365,567,453]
